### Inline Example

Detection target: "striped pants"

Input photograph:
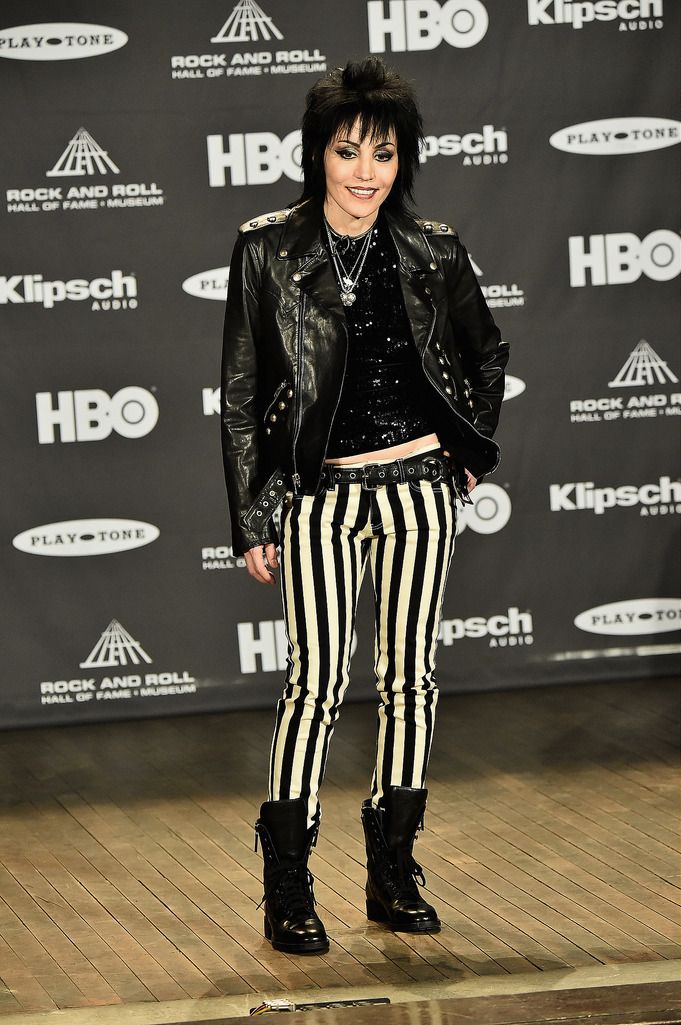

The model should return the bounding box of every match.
[268,456,458,829]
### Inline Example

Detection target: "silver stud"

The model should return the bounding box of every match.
[442,371,450,380]
[435,341,442,351]
[269,413,277,422]
[424,286,431,295]
[438,356,446,365]
[292,272,301,281]
[277,401,286,410]
[439,224,448,231]
[286,388,293,398]
[429,261,437,270]
[267,215,276,222]
[280,249,288,257]
[250,220,258,227]
[265,427,271,435]
[445,385,453,394]
[424,222,433,231]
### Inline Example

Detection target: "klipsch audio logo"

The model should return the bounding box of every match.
[528,0,663,31]
[574,599,680,636]
[36,388,159,444]
[0,271,137,311]
[440,606,534,647]
[171,0,326,81]
[549,476,680,516]
[569,230,680,287]
[550,117,680,155]
[368,0,489,52]
[0,22,128,60]
[39,619,196,706]
[183,267,229,301]
[420,125,508,167]
[569,340,680,424]
[6,128,166,214]
[207,130,303,187]
[13,519,160,557]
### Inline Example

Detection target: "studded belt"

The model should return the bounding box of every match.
[320,452,453,491]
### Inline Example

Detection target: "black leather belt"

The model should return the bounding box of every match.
[320,451,453,491]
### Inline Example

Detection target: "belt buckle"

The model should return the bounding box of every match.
[360,462,382,490]
[422,456,443,483]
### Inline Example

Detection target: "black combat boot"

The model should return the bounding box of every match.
[361,786,440,933]
[254,797,329,954]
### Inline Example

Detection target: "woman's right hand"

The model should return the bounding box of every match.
[244,542,279,584]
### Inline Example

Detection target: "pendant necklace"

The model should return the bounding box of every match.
[324,217,375,306]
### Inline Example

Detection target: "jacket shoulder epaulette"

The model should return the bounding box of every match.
[239,207,292,233]
[416,217,458,237]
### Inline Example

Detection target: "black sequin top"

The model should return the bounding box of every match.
[322,206,438,458]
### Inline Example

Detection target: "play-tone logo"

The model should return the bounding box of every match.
[528,0,663,31]
[13,519,160,557]
[6,128,166,215]
[368,0,489,52]
[574,599,680,636]
[457,483,512,535]
[569,340,681,425]
[171,0,326,80]
[0,23,128,60]
[504,375,526,400]
[569,230,680,287]
[183,267,229,301]
[550,117,680,155]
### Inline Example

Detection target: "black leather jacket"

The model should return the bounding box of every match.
[220,195,509,556]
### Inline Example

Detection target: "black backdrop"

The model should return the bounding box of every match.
[2,0,679,729]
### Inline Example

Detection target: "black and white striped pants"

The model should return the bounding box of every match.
[268,455,458,829]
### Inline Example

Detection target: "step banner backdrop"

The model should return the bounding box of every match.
[1,1,679,729]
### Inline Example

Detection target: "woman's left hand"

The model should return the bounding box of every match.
[465,468,477,492]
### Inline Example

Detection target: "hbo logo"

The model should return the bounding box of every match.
[569,230,681,287]
[35,387,159,444]
[368,0,489,52]
[457,483,512,535]
[207,130,302,187]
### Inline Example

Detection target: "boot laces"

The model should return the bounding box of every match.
[257,861,317,919]
[386,847,426,899]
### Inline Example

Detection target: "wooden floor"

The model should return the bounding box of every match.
[0,676,678,1018]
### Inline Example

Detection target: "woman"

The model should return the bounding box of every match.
[221,56,509,955]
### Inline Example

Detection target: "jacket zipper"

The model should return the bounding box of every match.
[291,292,306,493]
[318,323,349,479]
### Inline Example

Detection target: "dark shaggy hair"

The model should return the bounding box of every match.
[290,56,425,217]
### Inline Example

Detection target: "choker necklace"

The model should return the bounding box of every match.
[323,214,377,305]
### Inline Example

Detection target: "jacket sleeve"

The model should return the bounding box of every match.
[444,234,510,446]
[220,230,276,557]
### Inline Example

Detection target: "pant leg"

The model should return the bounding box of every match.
[368,478,457,806]
[268,483,371,829]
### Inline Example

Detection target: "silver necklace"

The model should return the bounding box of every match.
[324,218,376,306]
